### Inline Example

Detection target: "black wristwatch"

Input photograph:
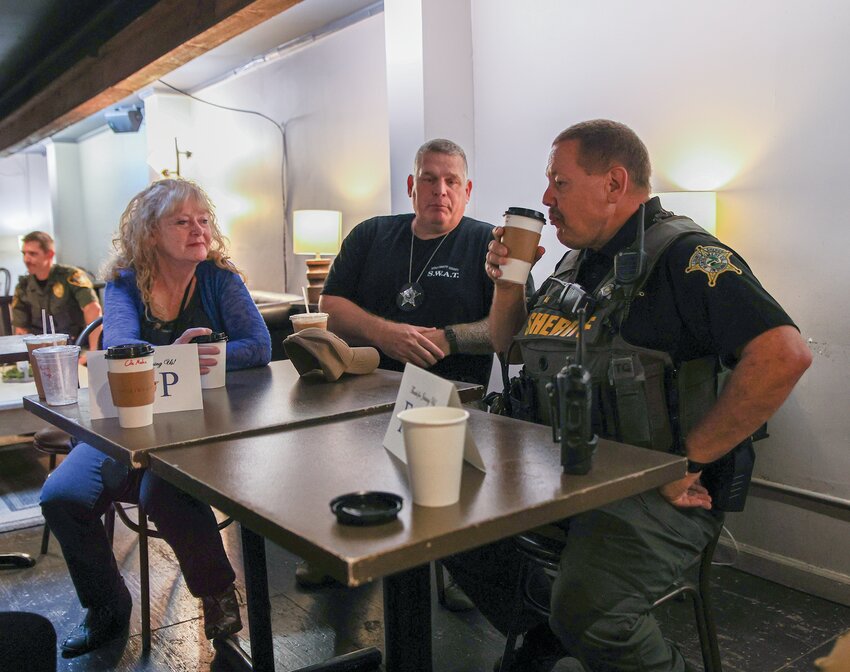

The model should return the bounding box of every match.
[444,325,458,354]
[686,459,710,473]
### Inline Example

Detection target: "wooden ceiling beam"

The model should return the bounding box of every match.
[0,0,301,156]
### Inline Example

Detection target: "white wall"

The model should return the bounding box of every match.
[470,0,850,583]
[143,13,390,294]
[46,131,148,277]
[0,152,51,281]
[76,128,149,274]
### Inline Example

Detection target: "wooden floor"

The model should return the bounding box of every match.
[1,519,849,671]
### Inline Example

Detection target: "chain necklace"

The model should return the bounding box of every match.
[396,226,453,311]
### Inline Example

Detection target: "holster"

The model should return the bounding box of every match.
[702,438,756,512]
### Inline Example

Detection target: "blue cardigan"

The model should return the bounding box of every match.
[103,261,271,371]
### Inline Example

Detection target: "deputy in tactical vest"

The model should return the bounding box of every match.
[443,120,812,672]
[12,231,102,353]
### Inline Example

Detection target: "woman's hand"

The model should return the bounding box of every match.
[175,327,220,375]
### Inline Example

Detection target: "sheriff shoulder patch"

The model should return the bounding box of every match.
[67,270,93,289]
[685,245,742,287]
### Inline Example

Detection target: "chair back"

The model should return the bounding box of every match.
[75,315,103,348]
[0,268,11,336]
[0,267,10,296]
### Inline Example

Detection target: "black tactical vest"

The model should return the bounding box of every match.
[515,216,721,455]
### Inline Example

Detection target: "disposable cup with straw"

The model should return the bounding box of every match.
[48,315,67,397]
[33,344,80,406]
[23,312,68,400]
[290,287,328,332]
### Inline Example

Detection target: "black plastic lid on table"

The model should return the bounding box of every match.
[330,491,403,526]
[504,206,546,221]
[104,343,155,359]
[190,332,228,343]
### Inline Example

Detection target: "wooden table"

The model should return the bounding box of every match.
[149,409,686,672]
[25,360,683,671]
[23,359,482,467]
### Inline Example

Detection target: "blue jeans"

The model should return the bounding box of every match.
[40,443,235,609]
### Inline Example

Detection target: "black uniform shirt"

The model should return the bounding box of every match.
[139,290,214,346]
[323,213,495,385]
[574,197,795,365]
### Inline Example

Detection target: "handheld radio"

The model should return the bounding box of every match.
[614,202,648,302]
[546,306,598,474]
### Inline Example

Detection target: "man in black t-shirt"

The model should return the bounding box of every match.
[442,120,813,672]
[321,138,494,386]
[313,140,493,600]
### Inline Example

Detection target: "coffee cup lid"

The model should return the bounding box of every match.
[283,328,379,381]
[505,206,546,221]
[290,312,328,320]
[190,331,228,343]
[330,491,403,526]
[22,333,69,343]
[32,344,80,357]
[105,343,155,359]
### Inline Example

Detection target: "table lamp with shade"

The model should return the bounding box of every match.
[293,209,342,304]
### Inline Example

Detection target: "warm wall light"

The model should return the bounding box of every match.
[653,192,716,235]
[293,210,342,304]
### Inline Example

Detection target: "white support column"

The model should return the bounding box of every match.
[139,88,195,182]
[45,139,88,269]
[384,0,475,215]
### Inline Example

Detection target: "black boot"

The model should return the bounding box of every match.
[61,581,132,658]
[495,623,570,672]
[201,584,243,640]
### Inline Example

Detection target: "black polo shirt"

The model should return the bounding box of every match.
[571,197,795,365]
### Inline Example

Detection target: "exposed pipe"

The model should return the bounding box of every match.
[751,477,850,511]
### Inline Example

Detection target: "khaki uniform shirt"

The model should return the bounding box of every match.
[11,264,99,340]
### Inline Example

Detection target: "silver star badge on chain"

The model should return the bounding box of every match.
[396,282,423,311]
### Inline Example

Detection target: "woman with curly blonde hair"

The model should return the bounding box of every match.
[41,179,270,658]
[106,178,234,305]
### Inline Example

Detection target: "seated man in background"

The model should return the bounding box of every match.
[311,138,495,602]
[12,231,102,355]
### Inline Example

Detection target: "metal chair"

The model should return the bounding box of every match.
[109,501,233,651]
[0,267,12,336]
[34,315,232,651]
[499,527,723,672]
[35,315,104,555]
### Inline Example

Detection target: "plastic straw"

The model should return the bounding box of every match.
[302,287,310,313]
[41,309,47,335]
[49,314,67,394]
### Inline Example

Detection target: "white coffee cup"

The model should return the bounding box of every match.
[105,343,156,428]
[396,406,470,507]
[191,332,228,389]
[500,207,546,285]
